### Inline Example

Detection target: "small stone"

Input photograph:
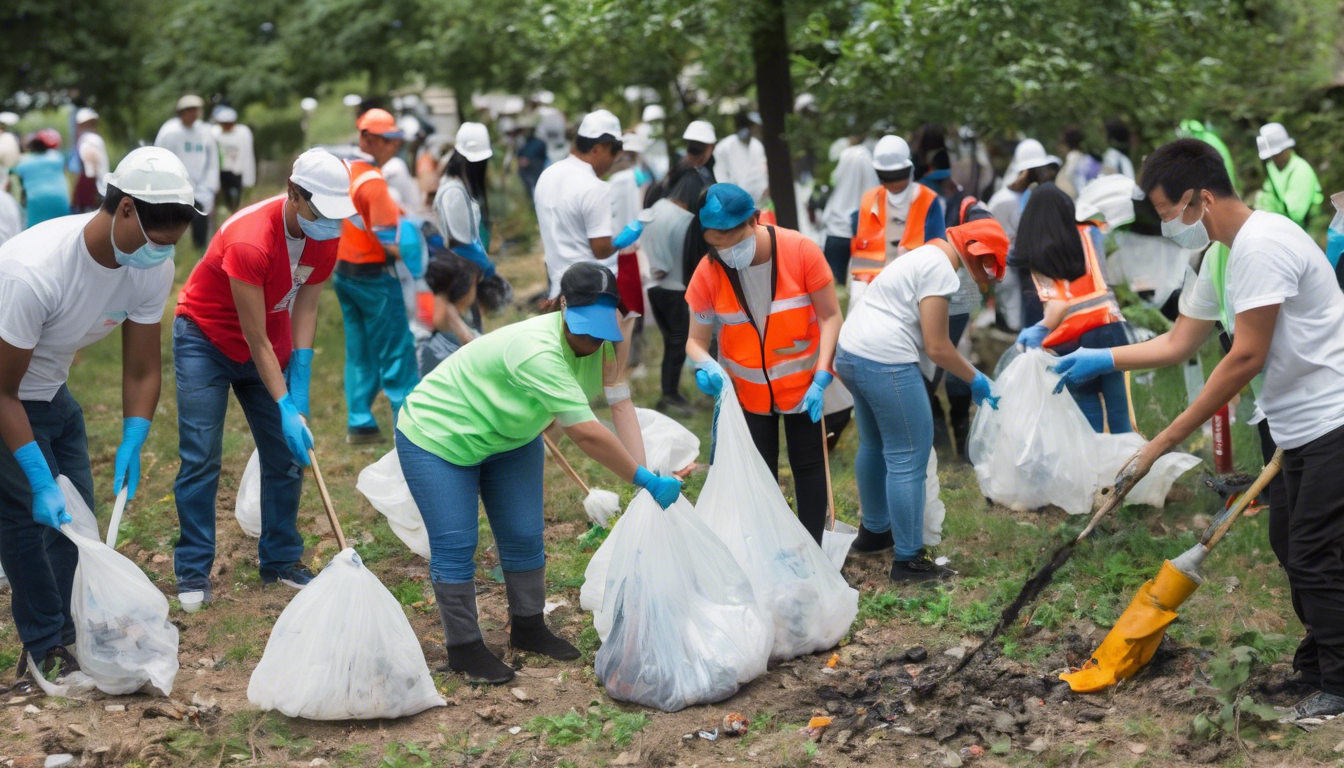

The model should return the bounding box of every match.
[44,756,76,768]
[1126,742,1148,755]
[1334,739,1344,753]
[507,726,521,735]
[104,704,125,712]
[307,761,328,768]
[191,692,218,709]
[475,706,499,722]
[944,646,967,661]
[23,705,39,714]
[66,724,88,738]
[941,749,963,768]
[903,646,928,663]
[820,667,838,676]
[1027,737,1048,754]
[835,730,853,748]
[151,553,169,564]
[510,687,531,702]
[611,753,639,767]
[197,657,214,668]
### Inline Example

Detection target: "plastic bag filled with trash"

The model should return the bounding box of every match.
[235,449,261,538]
[248,548,445,720]
[695,381,858,660]
[62,479,178,696]
[635,407,700,475]
[358,450,430,559]
[592,493,771,712]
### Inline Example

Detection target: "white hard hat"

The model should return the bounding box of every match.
[290,148,357,220]
[534,90,556,106]
[175,94,205,112]
[1010,139,1062,173]
[872,135,913,172]
[1074,174,1138,229]
[1257,122,1295,160]
[75,107,99,125]
[300,97,319,112]
[620,132,648,154]
[683,120,717,144]
[0,112,17,127]
[455,121,493,162]
[577,109,622,140]
[642,104,666,123]
[211,106,237,124]
[105,146,202,209]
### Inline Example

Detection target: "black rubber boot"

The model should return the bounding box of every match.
[433,581,514,684]
[503,567,580,661]
[851,525,894,555]
[891,550,949,583]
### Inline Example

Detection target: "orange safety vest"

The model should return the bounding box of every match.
[849,184,937,283]
[702,226,821,415]
[1042,225,1124,348]
[337,161,393,265]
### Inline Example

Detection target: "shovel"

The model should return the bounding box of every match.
[1061,449,1284,692]
[818,415,857,569]
[307,449,347,551]
[541,434,621,528]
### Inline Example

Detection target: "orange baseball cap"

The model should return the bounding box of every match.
[947,217,1009,280]
[356,108,404,139]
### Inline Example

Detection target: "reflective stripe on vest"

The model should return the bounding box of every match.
[849,185,936,274]
[1042,225,1123,348]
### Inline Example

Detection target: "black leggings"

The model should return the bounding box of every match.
[646,287,689,400]
[742,410,828,544]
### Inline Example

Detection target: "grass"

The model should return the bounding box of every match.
[525,705,650,748]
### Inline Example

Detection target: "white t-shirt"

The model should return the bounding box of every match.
[212,123,256,187]
[838,243,962,365]
[713,134,769,205]
[607,167,642,242]
[822,144,878,239]
[987,186,1024,243]
[0,214,175,401]
[1179,211,1344,449]
[76,132,110,194]
[433,176,480,247]
[154,118,220,209]
[534,155,615,298]
[382,156,426,218]
[0,189,22,247]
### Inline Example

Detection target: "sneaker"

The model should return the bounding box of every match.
[851,525,894,555]
[1286,691,1344,722]
[14,646,80,692]
[655,396,693,418]
[177,589,211,613]
[346,425,385,445]
[891,551,949,583]
[260,563,316,589]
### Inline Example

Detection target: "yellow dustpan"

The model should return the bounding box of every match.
[1062,449,1283,692]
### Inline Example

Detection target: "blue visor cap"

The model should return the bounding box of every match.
[699,183,757,230]
[565,294,624,342]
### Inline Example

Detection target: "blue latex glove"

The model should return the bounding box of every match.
[971,371,1001,411]
[286,349,314,417]
[114,417,152,500]
[633,466,683,510]
[277,395,314,467]
[612,220,644,249]
[374,225,400,246]
[1049,348,1116,394]
[13,442,69,529]
[803,370,834,423]
[1016,323,1050,350]
[695,359,726,397]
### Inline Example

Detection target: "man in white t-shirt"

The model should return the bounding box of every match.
[155,94,220,248]
[533,110,621,300]
[0,147,198,689]
[713,114,769,206]
[1054,138,1344,720]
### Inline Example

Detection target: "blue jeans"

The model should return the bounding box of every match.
[834,349,933,559]
[0,386,90,657]
[333,272,419,430]
[172,317,304,591]
[395,430,546,583]
[1056,322,1132,434]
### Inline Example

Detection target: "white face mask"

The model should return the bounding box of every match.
[1161,195,1211,250]
[718,230,757,269]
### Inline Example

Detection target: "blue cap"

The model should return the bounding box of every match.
[699,183,757,230]
[564,294,623,342]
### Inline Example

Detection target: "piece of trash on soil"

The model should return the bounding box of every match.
[1224,576,1240,594]
[826,653,840,668]
[510,687,531,702]
[697,729,718,741]
[935,556,950,566]
[808,716,833,729]
[723,713,749,736]
[960,745,985,759]
[904,664,921,679]
[543,600,568,615]
[508,726,522,735]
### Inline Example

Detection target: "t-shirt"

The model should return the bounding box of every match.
[713,135,769,205]
[432,176,479,247]
[154,118,219,208]
[739,259,773,340]
[686,226,833,326]
[534,155,614,297]
[76,132,110,193]
[0,213,174,401]
[0,189,22,247]
[382,156,426,218]
[822,145,878,239]
[948,266,981,316]
[642,198,694,290]
[212,123,256,187]
[1179,211,1344,449]
[838,243,961,365]
[397,312,610,466]
[987,186,1024,243]
[176,196,338,365]
[338,158,400,265]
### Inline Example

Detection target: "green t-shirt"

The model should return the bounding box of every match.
[398,312,609,466]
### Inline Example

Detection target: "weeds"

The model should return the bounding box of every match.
[1190,641,1281,742]
[526,705,649,747]
[381,741,433,767]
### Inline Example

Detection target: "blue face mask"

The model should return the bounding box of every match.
[112,208,175,269]
[298,214,344,241]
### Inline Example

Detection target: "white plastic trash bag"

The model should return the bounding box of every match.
[695,383,858,660]
[55,476,100,542]
[821,520,857,570]
[1094,433,1203,509]
[235,449,262,538]
[923,452,946,546]
[593,493,771,712]
[248,548,445,720]
[358,450,430,559]
[635,408,700,475]
[61,480,178,696]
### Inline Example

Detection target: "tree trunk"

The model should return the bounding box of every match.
[751,0,797,229]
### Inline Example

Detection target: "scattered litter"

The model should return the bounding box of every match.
[934,556,951,567]
[904,664,922,679]
[960,745,985,759]
[44,755,75,768]
[826,654,840,668]
[190,692,217,710]
[1125,742,1148,754]
[722,712,749,736]
[807,716,833,729]
[1224,576,1240,593]
[510,688,532,702]
[508,726,522,735]
[23,704,39,714]
[104,704,125,712]
[697,729,718,741]
[542,600,567,616]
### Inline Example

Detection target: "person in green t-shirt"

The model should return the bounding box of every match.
[1253,122,1323,230]
[395,262,683,684]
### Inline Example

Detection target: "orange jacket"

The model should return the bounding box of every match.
[337,159,400,265]
[849,184,937,280]
[1039,224,1123,348]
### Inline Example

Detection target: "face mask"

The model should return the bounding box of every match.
[112,207,175,269]
[718,230,757,269]
[736,128,751,143]
[1161,197,1211,250]
[298,214,344,241]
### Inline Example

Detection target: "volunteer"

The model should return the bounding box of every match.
[663,120,717,206]
[849,135,945,307]
[1102,120,1135,179]
[70,108,110,213]
[929,192,986,460]
[0,147,197,687]
[433,121,496,279]
[211,106,256,216]
[1253,123,1322,230]
[1053,138,1344,720]
[335,108,418,444]
[0,113,19,181]
[713,113,769,206]
[417,256,482,376]
[534,110,624,299]
[172,149,356,609]
[607,131,650,369]
[638,104,670,181]
[834,209,1008,581]
[155,95,220,248]
[515,120,549,201]
[1176,119,1239,193]
[397,262,681,684]
[987,138,1060,330]
[685,183,841,544]
[820,138,878,284]
[12,130,70,227]
[1016,183,1130,433]
[642,175,698,417]
[381,118,429,220]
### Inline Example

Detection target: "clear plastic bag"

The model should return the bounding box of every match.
[248,548,445,720]
[923,451,946,546]
[1093,433,1202,508]
[593,493,772,712]
[61,480,178,696]
[635,408,701,475]
[235,449,262,538]
[358,450,430,559]
[55,475,100,542]
[695,382,858,660]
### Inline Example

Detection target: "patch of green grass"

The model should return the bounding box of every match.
[388,579,424,607]
[525,705,649,748]
[0,648,18,671]
[380,742,433,767]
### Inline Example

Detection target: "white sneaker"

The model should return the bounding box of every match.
[178,590,207,613]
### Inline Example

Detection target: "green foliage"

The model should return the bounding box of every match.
[381,741,433,767]
[525,705,650,748]
[389,579,425,607]
[1189,641,1282,741]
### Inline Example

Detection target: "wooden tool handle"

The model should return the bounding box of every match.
[542,434,591,495]
[1076,464,1142,543]
[821,415,837,532]
[307,449,346,551]
[1202,448,1284,551]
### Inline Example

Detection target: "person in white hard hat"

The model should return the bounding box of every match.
[986,138,1060,330]
[69,108,109,213]
[639,103,669,181]
[713,113,769,206]
[534,110,624,299]
[155,94,220,248]
[821,135,879,282]
[1254,122,1323,230]
[606,131,651,370]
[211,106,255,216]
[434,122,497,283]
[666,119,718,207]
[171,149,356,610]
[0,147,199,687]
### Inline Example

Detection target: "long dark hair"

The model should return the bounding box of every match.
[1018,183,1086,282]
[445,150,490,223]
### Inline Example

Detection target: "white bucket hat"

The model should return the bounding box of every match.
[1257,123,1295,161]
[683,120,717,144]
[1010,139,1062,174]
[454,122,493,162]
[1075,174,1138,229]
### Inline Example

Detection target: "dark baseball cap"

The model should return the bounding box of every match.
[560,262,623,342]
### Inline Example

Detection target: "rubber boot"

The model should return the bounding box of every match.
[949,394,973,463]
[504,567,580,660]
[433,581,514,684]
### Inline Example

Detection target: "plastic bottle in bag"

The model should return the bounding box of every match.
[357,450,430,559]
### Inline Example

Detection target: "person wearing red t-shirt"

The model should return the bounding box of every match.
[172,149,356,610]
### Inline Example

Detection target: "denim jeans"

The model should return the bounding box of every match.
[823,235,851,285]
[333,272,419,431]
[395,430,546,583]
[0,386,90,657]
[834,349,933,559]
[172,317,304,591]
[1057,322,1132,434]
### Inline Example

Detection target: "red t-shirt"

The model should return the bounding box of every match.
[176,196,338,365]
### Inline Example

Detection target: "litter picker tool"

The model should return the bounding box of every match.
[542,433,621,527]
[819,415,857,569]
[1061,449,1283,692]
[307,449,346,551]
[105,487,128,548]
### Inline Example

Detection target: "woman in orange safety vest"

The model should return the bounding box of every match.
[685,183,843,544]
